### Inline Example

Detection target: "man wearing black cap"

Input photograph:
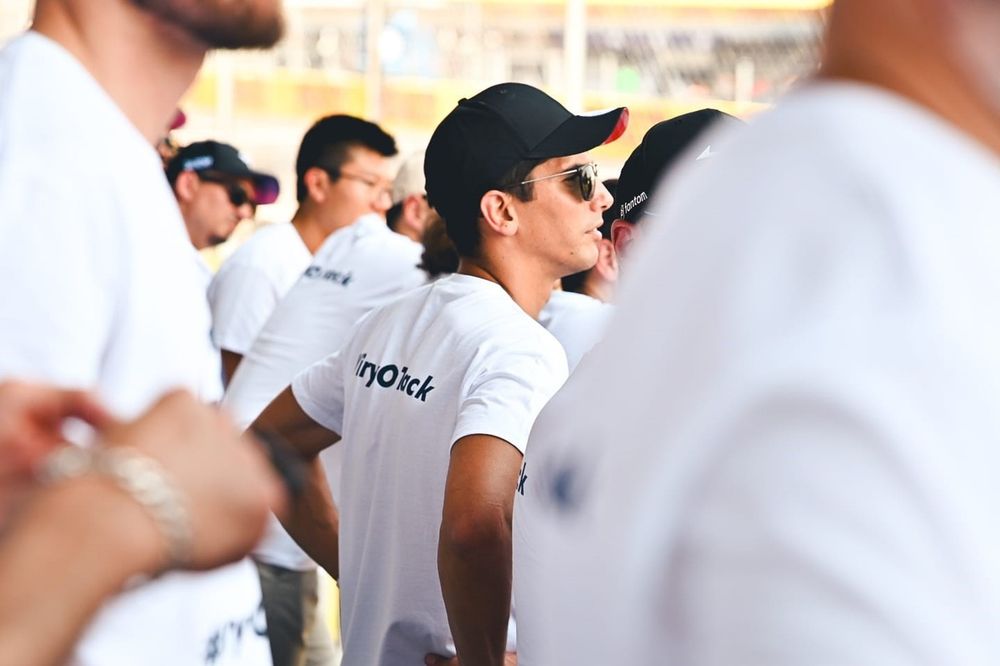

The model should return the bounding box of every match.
[252,82,626,666]
[611,108,742,261]
[166,140,280,250]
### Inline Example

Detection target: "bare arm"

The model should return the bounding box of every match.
[0,388,285,666]
[252,386,342,578]
[220,349,243,387]
[0,477,163,666]
[438,434,523,666]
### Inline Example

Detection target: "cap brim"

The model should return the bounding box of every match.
[528,107,629,159]
[250,173,280,205]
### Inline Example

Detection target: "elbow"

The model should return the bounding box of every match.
[439,509,511,560]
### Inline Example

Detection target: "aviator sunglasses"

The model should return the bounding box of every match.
[518,162,599,202]
[198,172,255,209]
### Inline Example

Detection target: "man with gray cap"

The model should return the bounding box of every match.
[223,158,430,666]
[251,82,626,665]
[386,150,433,243]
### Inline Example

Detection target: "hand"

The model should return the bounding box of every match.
[424,652,517,666]
[0,381,111,518]
[97,389,288,571]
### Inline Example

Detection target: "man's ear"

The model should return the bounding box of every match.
[594,238,619,283]
[173,170,199,204]
[479,189,518,238]
[610,219,636,259]
[402,193,429,230]
[303,167,330,205]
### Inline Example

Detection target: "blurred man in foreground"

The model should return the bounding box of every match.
[0,0,285,663]
[529,0,1000,663]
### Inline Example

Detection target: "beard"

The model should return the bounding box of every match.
[132,0,285,50]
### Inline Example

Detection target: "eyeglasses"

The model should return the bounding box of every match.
[322,167,393,202]
[198,173,255,209]
[518,162,600,202]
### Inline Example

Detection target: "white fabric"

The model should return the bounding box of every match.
[224,214,427,571]
[208,222,311,355]
[521,81,1000,666]
[194,250,224,403]
[0,32,269,666]
[538,290,612,372]
[292,274,567,665]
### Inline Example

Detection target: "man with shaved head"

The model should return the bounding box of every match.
[0,0,284,664]
[530,0,1000,663]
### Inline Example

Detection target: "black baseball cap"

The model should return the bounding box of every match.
[166,140,280,205]
[614,109,742,224]
[425,82,629,225]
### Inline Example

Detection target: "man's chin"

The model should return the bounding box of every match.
[132,0,285,50]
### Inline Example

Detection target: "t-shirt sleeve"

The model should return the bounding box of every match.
[0,164,115,388]
[452,334,568,454]
[208,264,281,355]
[291,349,348,434]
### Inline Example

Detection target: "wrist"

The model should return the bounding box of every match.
[31,477,166,583]
[37,446,193,573]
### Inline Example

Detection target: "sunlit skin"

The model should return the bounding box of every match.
[821,0,1000,160]
[459,151,613,320]
[291,146,395,253]
[32,0,284,145]
[174,172,255,249]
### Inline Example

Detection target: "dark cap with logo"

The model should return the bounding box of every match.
[424,82,629,225]
[166,140,280,205]
[614,109,742,224]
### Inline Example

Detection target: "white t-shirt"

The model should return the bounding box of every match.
[538,290,612,372]
[224,214,427,571]
[292,274,567,665]
[524,81,1000,665]
[0,32,269,666]
[208,222,311,355]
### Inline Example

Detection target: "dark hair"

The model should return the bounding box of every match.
[386,202,404,232]
[295,115,397,203]
[443,158,543,258]
[419,212,460,278]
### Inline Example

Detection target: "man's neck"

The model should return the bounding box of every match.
[457,257,554,320]
[821,0,1000,159]
[32,1,206,145]
[291,207,354,254]
[583,278,613,304]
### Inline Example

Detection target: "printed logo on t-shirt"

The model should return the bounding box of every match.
[353,353,435,402]
[203,600,268,664]
[304,264,353,286]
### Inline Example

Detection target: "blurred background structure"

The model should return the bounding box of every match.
[0,0,829,249]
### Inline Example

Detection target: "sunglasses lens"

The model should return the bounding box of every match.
[578,164,597,201]
[228,184,250,207]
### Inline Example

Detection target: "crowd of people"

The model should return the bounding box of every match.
[4,0,1000,665]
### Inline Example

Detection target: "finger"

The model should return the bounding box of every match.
[49,389,114,430]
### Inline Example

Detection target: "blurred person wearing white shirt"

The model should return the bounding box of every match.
[0,0,285,663]
[209,115,398,383]
[523,1,1000,664]
[223,155,434,666]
